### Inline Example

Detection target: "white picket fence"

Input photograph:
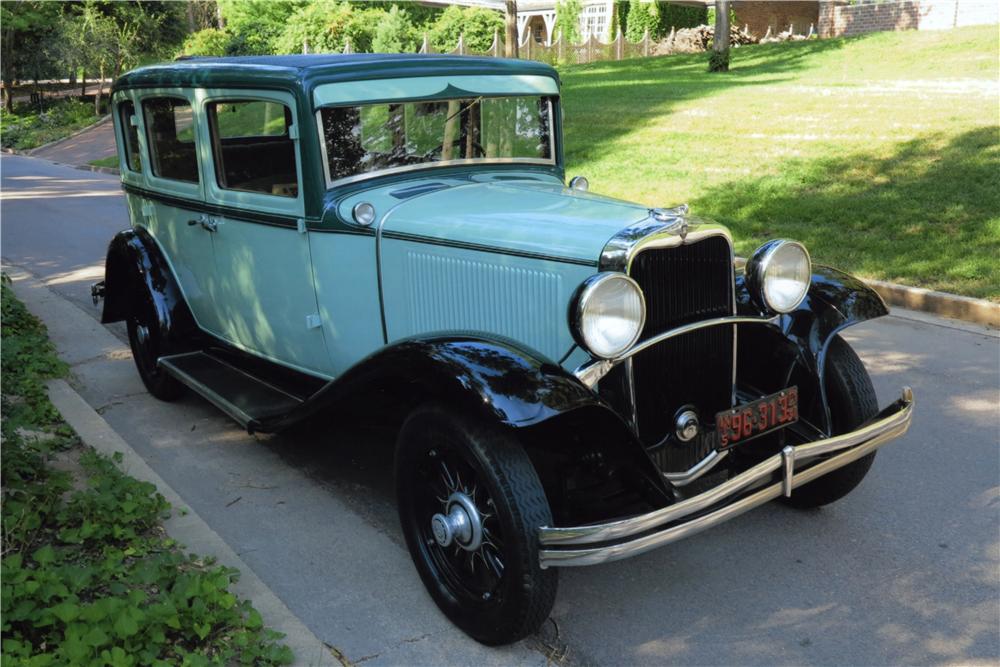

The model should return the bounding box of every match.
[338,28,654,65]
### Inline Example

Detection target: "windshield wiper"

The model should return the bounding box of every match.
[443,96,484,124]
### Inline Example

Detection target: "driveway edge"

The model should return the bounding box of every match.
[45,378,339,667]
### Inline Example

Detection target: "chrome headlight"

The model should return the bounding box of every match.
[747,240,812,313]
[572,273,646,359]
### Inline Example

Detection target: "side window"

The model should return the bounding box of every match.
[207,100,298,198]
[142,97,199,183]
[117,100,141,173]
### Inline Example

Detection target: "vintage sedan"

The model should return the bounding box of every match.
[93,54,913,645]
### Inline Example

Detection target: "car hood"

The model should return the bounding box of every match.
[380,181,651,265]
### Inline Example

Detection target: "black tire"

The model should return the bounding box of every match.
[783,335,878,509]
[395,404,557,645]
[126,296,184,401]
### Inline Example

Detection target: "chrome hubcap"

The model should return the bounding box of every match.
[430,492,483,551]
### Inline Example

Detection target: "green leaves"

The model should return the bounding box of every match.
[2,284,292,665]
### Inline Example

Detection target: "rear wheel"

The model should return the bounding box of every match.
[127,297,184,401]
[395,404,557,645]
[783,335,878,509]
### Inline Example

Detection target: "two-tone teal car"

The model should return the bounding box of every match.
[94,54,914,645]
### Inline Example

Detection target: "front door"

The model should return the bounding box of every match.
[197,90,332,377]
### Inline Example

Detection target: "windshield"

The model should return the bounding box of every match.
[319,95,554,185]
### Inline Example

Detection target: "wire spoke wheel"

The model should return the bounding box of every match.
[396,404,557,645]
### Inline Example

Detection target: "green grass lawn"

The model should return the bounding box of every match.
[88,155,120,169]
[561,26,1000,300]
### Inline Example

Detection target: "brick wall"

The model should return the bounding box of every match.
[733,1,819,37]
[818,0,999,39]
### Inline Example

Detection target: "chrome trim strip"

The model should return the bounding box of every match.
[537,386,913,558]
[663,448,729,487]
[573,315,779,388]
[624,357,639,432]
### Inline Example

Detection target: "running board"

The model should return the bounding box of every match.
[158,351,303,428]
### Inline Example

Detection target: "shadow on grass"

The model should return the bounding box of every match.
[691,127,1000,299]
[560,36,858,164]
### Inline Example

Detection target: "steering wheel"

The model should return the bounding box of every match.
[424,138,486,160]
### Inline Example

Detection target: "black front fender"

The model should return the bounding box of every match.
[737,264,889,432]
[259,336,618,431]
[100,227,196,350]
[255,336,671,508]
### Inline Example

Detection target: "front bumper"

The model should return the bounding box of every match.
[538,386,914,568]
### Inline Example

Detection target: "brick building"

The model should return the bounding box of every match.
[733,0,998,39]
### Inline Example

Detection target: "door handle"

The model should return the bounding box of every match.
[187,215,219,233]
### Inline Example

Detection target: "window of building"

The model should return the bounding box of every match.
[142,97,199,183]
[207,100,298,197]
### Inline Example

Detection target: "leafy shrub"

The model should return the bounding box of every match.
[555,0,583,44]
[372,5,419,54]
[273,1,386,54]
[429,5,504,53]
[0,99,98,151]
[0,283,293,666]
[178,28,232,57]
[626,0,660,42]
[658,2,707,32]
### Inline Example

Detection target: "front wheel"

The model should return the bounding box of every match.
[783,335,878,509]
[395,404,557,645]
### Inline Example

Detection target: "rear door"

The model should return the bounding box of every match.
[196,89,332,377]
[130,89,225,336]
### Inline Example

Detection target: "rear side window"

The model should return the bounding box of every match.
[117,100,141,173]
[207,100,298,198]
[142,97,199,183]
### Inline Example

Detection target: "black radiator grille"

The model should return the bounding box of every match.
[628,236,735,470]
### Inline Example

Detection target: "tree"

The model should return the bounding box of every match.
[554,0,582,44]
[504,0,518,57]
[372,5,418,53]
[0,1,64,112]
[625,0,658,43]
[709,0,730,72]
[178,28,231,57]
[217,0,303,55]
[429,5,504,53]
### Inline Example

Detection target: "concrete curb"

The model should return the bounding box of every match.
[44,378,338,667]
[865,279,999,328]
[733,256,997,328]
[75,163,120,176]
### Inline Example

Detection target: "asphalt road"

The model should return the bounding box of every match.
[2,154,998,666]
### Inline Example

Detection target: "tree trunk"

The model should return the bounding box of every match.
[95,64,104,116]
[711,0,731,72]
[216,2,225,29]
[81,70,86,98]
[505,1,519,58]
[186,2,196,32]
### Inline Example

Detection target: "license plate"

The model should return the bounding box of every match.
[716,387,798,450]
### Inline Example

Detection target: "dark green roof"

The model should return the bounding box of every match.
[113,54,560,98]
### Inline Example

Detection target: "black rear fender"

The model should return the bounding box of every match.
[100,227,196,350]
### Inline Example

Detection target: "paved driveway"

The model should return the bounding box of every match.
[2,154,998,665]
[29,118,116,166]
